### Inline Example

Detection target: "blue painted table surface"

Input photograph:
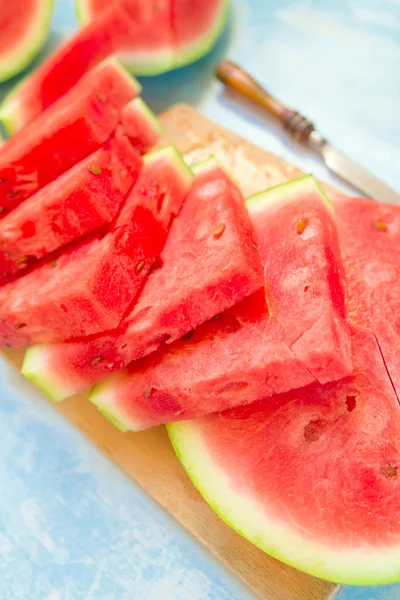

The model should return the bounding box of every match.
[1,1,400,598]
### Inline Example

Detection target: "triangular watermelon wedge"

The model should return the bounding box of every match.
[168,326,400,585]
[0,132,142,282]
[87,176,352,431]
[334,194,400,400]
[249,176,351,384]
[0,58,140,214]
[22,158,263,401]
[1,146,192,347]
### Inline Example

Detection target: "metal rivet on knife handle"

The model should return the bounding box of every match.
[216,60,316,144]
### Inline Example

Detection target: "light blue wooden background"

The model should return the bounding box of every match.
[1,1,399,598]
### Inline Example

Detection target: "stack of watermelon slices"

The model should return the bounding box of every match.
[1,53,400,585]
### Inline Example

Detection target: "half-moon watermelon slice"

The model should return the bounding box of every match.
[168,326,400,585]
[0,0,54,84]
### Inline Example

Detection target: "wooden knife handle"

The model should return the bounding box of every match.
[216,60,316,144]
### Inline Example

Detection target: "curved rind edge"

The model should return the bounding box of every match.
[167,420,400,586]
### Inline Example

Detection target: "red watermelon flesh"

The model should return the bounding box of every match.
[171,0,227,64]
[168,326,400,584]
[87,176,352,430]
[0,4,139,133]
[0,146,191,347]
[0,58,140,214]
[90,290,316,431]
[248,176,351,384]
[121,98,162,154]
[0,133,141,282]
[22,158,263,400]
[334,194,400,399]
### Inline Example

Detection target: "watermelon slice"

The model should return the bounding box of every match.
[0,58,140,214]
[0,0,54,84]
[1,146,192,347]
[76,0,228,73]
[88,176,352,431]
[168,326,400,585]
[22,158,263,401]
[0,4,139,134]
[249,176,351,384]
[121,98,162,153]
[0,133,142,282]
[335,194,400,399]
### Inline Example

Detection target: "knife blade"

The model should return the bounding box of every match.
[216,60,400,205]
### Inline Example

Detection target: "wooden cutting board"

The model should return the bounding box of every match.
[2,104,341,600]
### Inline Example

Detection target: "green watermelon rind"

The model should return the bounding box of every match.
[90,382,139,432]
[246,174,334,215]
[0,0,54,86]
[191,155,239,186]
[168,420,400,585]
[22,345,71,403]
[75,0,229,75]
[127,97,163,136]
[0,56,142,137]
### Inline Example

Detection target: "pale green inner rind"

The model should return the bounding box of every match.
[191,155,237,184]
[21,345,70,403]
[102,56,142,95]
[0,0,54,85]
[129,97,163,134]
[96,406,129,433]
[246,174,333,215]
[144,146,194,187]
[168,420,400,586]
[74,0,91,25]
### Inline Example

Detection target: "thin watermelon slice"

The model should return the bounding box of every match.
[334,194,400,399]
[0,133,141,282]
[1,146,192,347]
[0,1,54,83]
[249,176,351,384]
[0,4,139,134]
[0,58,140,214]
[22,158,263,401]
[168,326,400,585]
[88,176,352,431]
[121,98,162,153]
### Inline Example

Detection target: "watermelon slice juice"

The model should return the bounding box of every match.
[169,326,400,585]
[1,146,192,347]
[0,133,142,282]
[88,176,352,431]
[22,158,263,401]
[0,58,140,214]
[334,194,400,400]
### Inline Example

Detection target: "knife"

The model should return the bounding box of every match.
[216,60,400,205]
